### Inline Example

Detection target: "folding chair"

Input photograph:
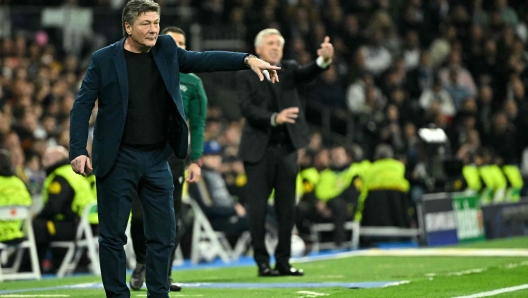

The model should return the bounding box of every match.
[309,222,354,252]
[49,201,100,278]
[188,199,250,264]
[0,206,41,281]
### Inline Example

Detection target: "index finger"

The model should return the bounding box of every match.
[323,36,330,44]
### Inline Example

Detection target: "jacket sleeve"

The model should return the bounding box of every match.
[69,54,100,161]
[178,47,247,73]
[188,78,207,160]
[237,71,274,130]
[292,60,328,86]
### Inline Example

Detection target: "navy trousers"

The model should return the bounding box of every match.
[96,145,175,298]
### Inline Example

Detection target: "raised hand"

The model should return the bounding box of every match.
[248,57,281,83]
[317,36,334,62]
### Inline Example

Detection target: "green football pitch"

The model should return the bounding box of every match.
[1,237,527,298]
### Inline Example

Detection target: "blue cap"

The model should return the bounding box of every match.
[203,140,222,155]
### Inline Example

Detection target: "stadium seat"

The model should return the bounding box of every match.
[188,199,250,264]
[49,202,100,278]
[310,221,420,252]
[0,205,41,281]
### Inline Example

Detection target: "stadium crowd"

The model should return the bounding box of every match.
[1,0,528,259]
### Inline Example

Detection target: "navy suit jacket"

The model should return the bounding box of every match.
[70,35,247,177]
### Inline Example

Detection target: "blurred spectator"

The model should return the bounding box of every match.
[378,104,405,153]
[444,67,473,111]
[359,29,392,76]
[496,0,518,26]
[472,0,489,27]
[402,31,421,70]
[419,77,455,120]
[346,72,384,113]
[407,51,435,100]
[188,140,251,247]
[312,66,346,110]
[484,112,518,164]
[428,25,457,67]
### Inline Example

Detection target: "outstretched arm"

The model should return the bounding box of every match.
[178,48,281,83]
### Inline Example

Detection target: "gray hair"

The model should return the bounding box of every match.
[254,28,285,47]
[122,0,161,38]
[373,144,394,160]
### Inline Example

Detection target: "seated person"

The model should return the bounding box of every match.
[33,146,95,271]
[359,144,411,228]
[188,141,249,247]
[0,149,32,245]
[296,145,366,248]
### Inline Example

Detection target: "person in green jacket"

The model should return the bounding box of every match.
[33,146,95,271]
[0,149,32,245]
[129,26,208,292]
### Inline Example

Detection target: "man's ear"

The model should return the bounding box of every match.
[124,22,132,35]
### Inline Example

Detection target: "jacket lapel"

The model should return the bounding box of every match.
[151,45,186,121]
[112,39,129,118]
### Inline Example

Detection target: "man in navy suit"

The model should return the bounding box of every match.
[69,1,279,297]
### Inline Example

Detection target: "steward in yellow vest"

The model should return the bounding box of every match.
[502,164,523,202]
[0,149,32,243]
[357,144,411,228]
[296,145,364,247]
[33,146,96,270]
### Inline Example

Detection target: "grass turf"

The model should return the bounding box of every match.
[0,236,527,297]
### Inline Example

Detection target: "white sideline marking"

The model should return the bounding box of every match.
[293,248,528,264]
[452,284,528,298]
[296,291,329,297]
[425,261,528,278]
[383,280,410,287]
[447,268,486,276]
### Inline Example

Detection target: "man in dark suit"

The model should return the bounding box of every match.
[69,1,280,297]
[237,29,334,277]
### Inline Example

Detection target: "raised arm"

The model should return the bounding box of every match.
[69,55,99,174]
[293,36,334,85]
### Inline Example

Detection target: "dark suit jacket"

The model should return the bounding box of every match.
[237,60,327,163]
[70,35,247,177]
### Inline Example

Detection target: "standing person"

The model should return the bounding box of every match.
[128,26,207,292]
[237,29,333,277]
[69,1,280,297]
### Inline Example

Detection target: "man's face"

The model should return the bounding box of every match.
[167,32,186,49]
[125,11,160,50]
[255,34,283,65]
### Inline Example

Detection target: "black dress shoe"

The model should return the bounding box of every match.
[169,278,182,292]
[257,264,279,277]
[275,265,304,276]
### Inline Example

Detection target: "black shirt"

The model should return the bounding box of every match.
[122,49,172,150]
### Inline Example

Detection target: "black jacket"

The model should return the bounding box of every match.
[237,60,327,163]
